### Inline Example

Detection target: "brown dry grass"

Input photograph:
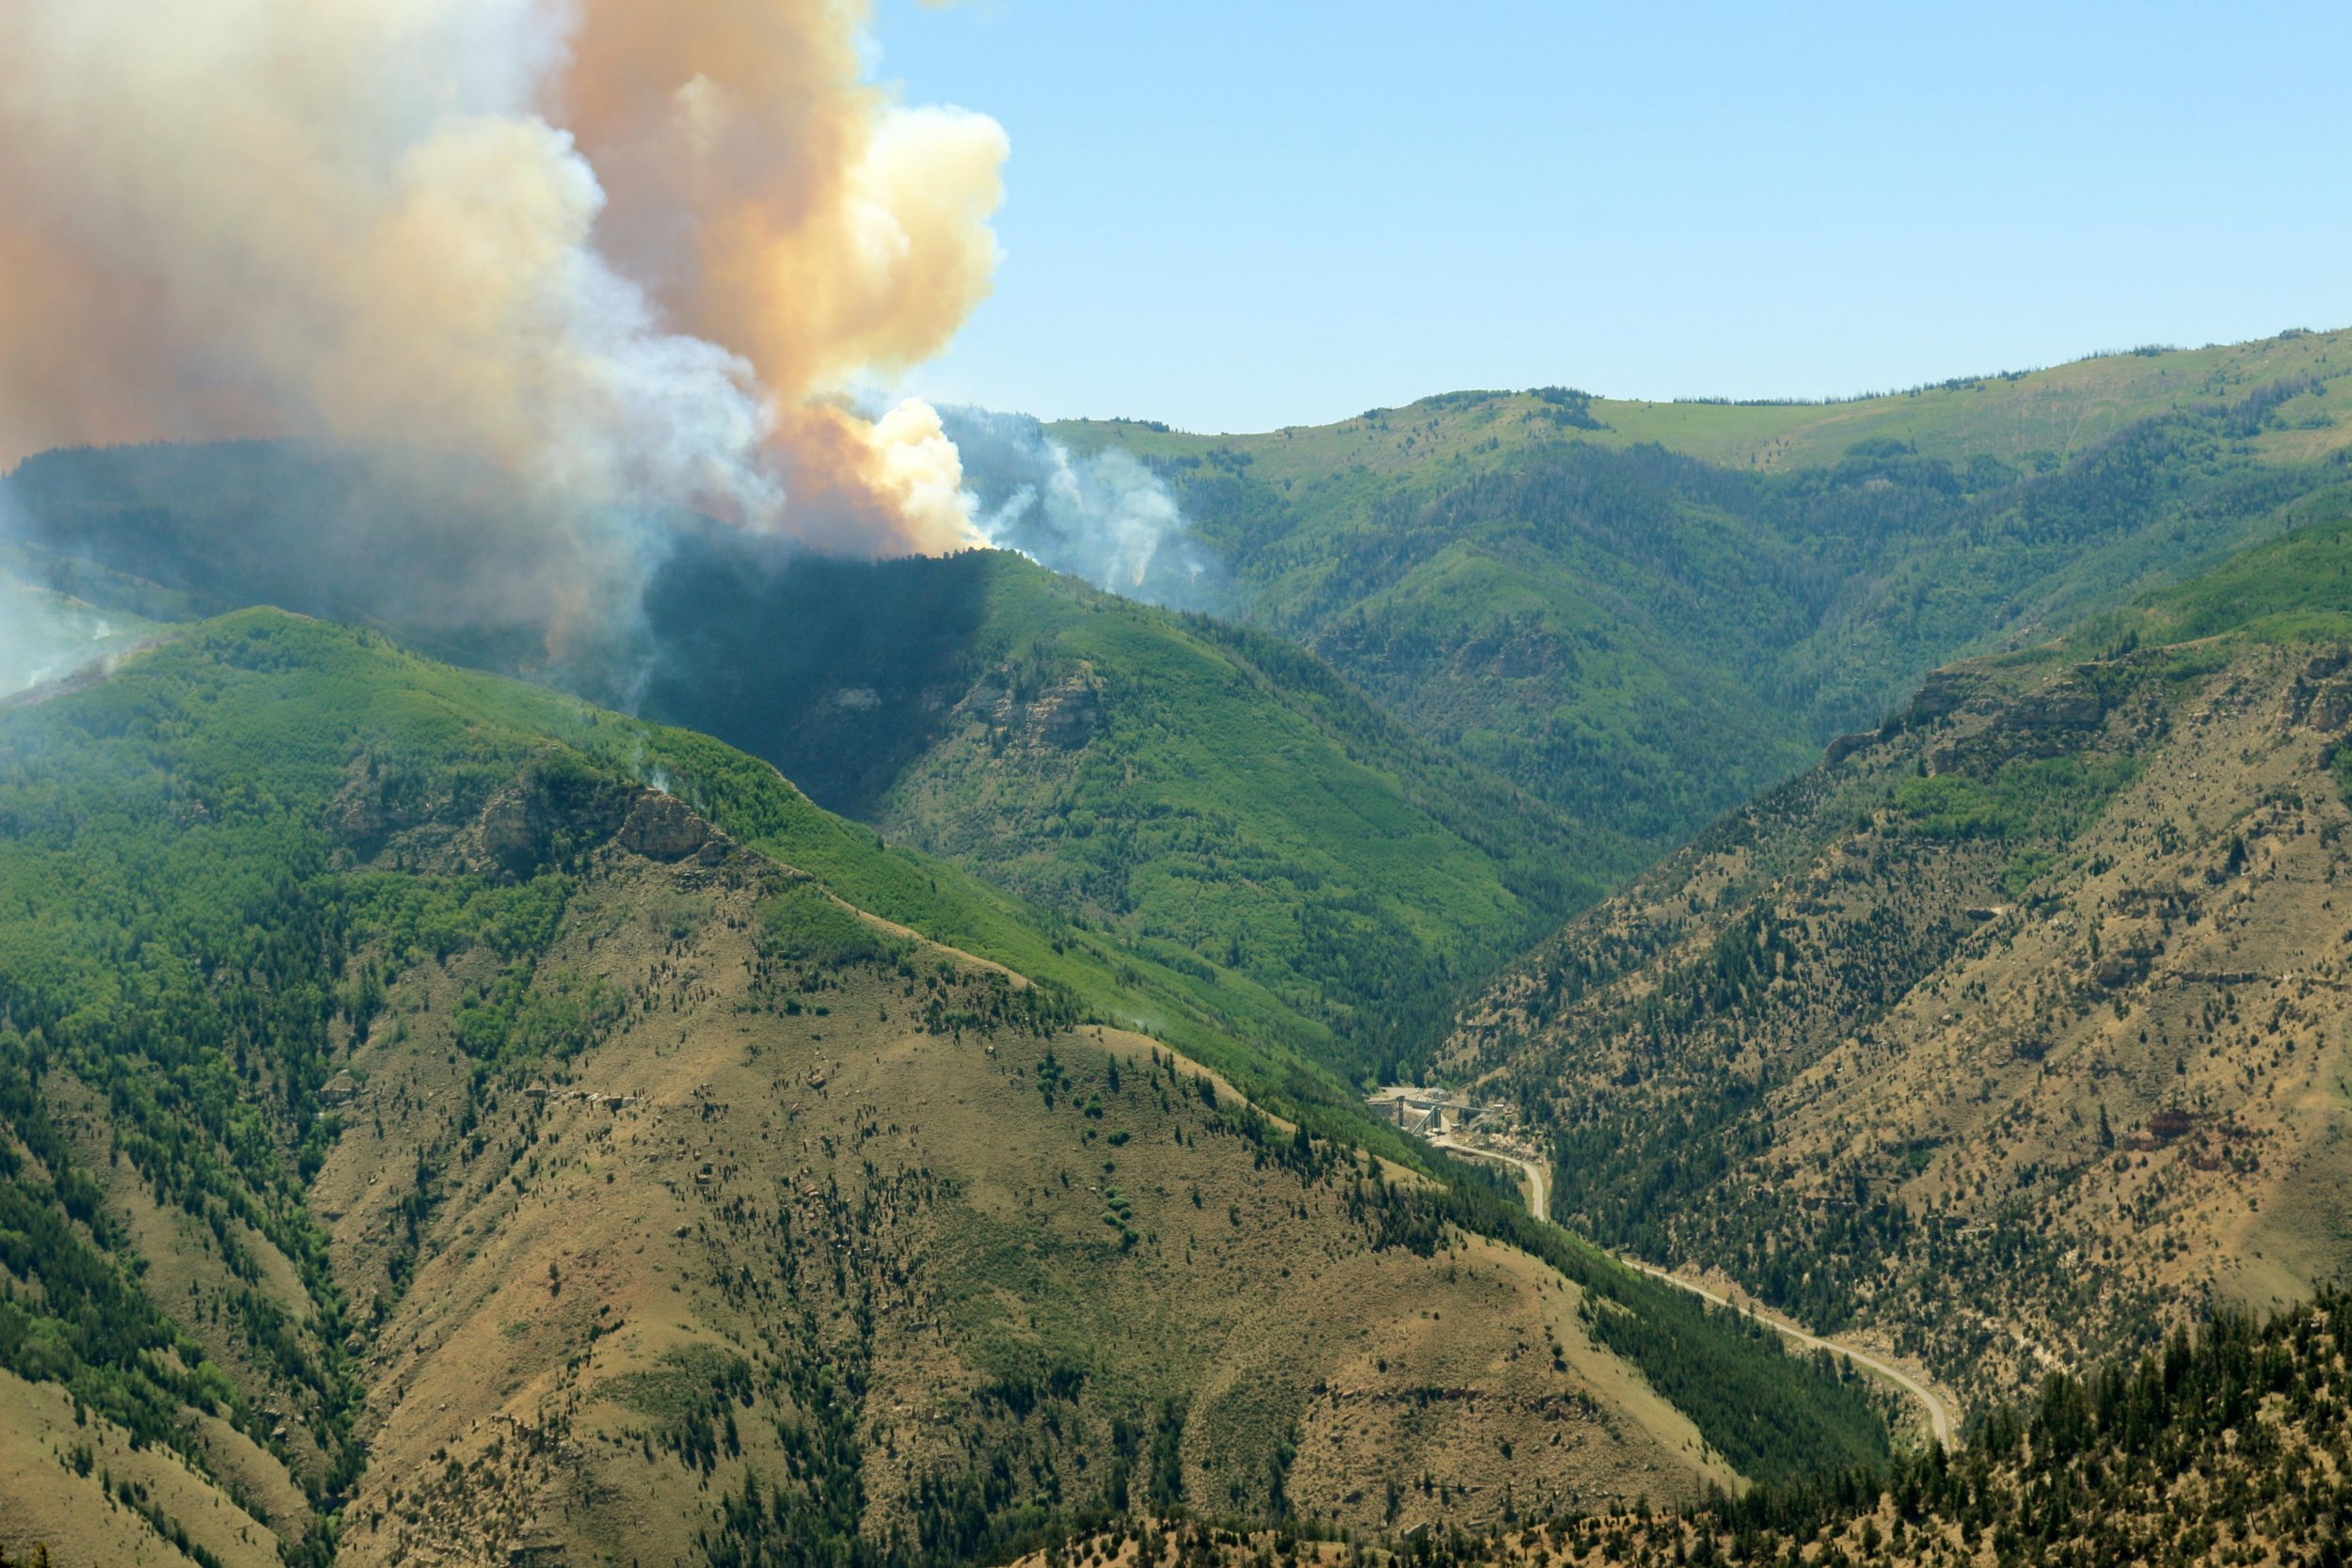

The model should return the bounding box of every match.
[1451,640,2352,1409]
[289,827,1730,1565]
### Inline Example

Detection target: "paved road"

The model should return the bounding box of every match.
[1616,1260,1957,1449]
[1429,1132,1955,1449]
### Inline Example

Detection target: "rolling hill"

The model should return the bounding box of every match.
[1055,328,2352,847]
[1439,505,2352,1413]
[0,610,1890,1566]
[0,458,1626,1086]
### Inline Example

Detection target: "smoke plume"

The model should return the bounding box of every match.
[0,0,1004,562]
[0,565,140,701]
[941,408,1229,613]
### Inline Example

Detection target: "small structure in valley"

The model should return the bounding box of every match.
[1365,1085,1486,1137]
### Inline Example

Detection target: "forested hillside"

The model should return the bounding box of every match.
[1444,506,2352,1411]
[0,611,1890,1565]
[1058,330,2352,844]
[10,330,2349,1091]
[1,464,1622,1085]
[1580,1291,2352,1567]
[638,544,1627,1084]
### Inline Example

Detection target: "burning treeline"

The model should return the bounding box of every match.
[0,0,1003,556]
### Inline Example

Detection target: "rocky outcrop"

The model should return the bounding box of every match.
[1027,679,1104,751]
[2002,681,2105,734]
[466,764,743,880]
[1907,669,1980,721]
[954,662,1107,753]
[477,778,626,879]
[1823,731,1877,767]
[618,791,728,863]
[2284,650,2352,731]
[330,775,389,853]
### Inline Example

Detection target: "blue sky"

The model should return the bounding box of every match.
[872,1,2350,434]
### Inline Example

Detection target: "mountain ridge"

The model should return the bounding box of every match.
[0,608,1890,1565]
[1051,327,2352,847]
[1438,503,2352,1414]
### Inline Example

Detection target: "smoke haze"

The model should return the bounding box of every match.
[0,0,1003,564]
[943,408,1228,613]
[0,483,149,700]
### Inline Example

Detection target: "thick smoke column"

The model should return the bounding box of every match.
[0,0,1003,560]
[942,408,1230,613]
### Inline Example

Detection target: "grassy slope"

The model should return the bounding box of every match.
[1051,328,2352,848]
[1025,1291,2352,1568]
[1,464,1620,1085]
[2092,508,2352,647]
[1055,327,2352,475]
[318,848,1733,1565]
[0,611,1896,1562]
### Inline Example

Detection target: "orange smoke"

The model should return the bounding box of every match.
[0,0,1004,556]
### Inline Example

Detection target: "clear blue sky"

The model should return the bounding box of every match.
[872,1,2350,435]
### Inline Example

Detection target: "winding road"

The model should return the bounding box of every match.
[1429,1132,1956,1449]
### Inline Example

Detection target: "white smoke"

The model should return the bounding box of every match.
[939,408,1229,612]
[0,0,1006,563]
[0,573,141,701]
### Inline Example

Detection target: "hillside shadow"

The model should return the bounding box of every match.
[2,440,998,818]
[639,529,993,817]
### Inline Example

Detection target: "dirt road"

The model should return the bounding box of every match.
[1430,1132,1955,1449]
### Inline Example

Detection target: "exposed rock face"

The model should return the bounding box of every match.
[477,789,551,869]
[951,662,1107,753]
[1027,679,1104,751]
[1907,669,1979,721]
[1823,731,1876,766]
[2284,651,2352,731]
[2309,687,2352,730]
[2003,681,2105,733]
[478,784,610,878]
[618,791,726,863]
[455,770,731,878]
[332,784,389,851]
[328,754,395,853]
[2092,944,2157,990]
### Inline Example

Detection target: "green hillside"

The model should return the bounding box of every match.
[1043,1290,2352,1568]
[1,460,1623,1085]
[0,610,1895,1562]
[2085,508,2352,648]
[643,549,1626,1084]
[1057,326,2352,478]
[1054,328,2352,847]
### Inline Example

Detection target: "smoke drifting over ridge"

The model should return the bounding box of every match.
[0,578,134,701]
[946,409,1229,613]
[0,0,1003,565]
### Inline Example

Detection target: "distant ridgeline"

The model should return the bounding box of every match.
[10,332,2352,1092]
[1055,328,2352,847]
